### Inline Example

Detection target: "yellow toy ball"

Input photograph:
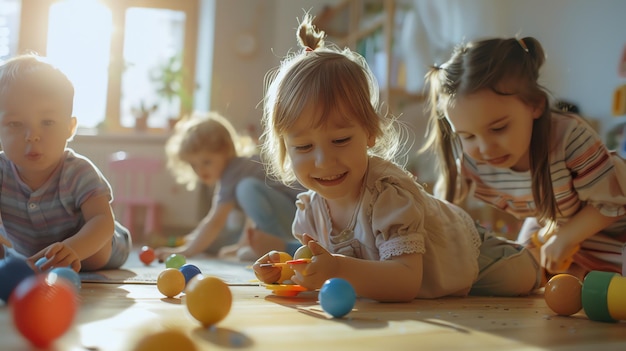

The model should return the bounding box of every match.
[185,275,232,327]
[157,268,186,298]
[133,329,197,351]
[294,245,313,260]
[276,251,295,284]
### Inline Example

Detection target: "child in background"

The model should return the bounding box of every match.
[155,112,302,261]
[0,54,131,272]
[252,15,540,302]
[423,36,626,276]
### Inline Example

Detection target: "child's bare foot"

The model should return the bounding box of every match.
[247,228,286,257]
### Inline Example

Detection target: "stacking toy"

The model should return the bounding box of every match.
[544,271,626,322]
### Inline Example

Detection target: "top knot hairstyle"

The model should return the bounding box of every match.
[261,14,405,185]
[422,36,559,224]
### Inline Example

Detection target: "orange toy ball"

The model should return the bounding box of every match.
[185,275,232,327]
[157,268,186,298]
[544,274,583,316]
[10,274,78,348]
[139,246,156,265]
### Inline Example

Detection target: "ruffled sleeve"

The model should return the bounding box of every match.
[370,176,426,261]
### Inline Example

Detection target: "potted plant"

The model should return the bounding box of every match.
[150,54,192,130]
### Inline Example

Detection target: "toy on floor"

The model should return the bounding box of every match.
[319,278,356,318]
[0,257,35,303]
[544,271,626,322]
[165,253,186,269]
[179,264,202,285]
[10,273,78,348]
[185,275,232,327]
[156,268,186,298]
[261,248,313,296]
[50,267,82,290]
[139,246,156,265]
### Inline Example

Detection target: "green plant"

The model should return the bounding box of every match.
[150,54,192,114]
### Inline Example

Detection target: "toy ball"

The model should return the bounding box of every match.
[165,253,186,269]
[133,329,197,351]
[179,264,202,285]
[185,275,232,327]
[275,251,295,284]
[50,267,82,290]
[157,268,186,298]
[9,274,78,348]
[139,246,156,265]
[293,245,313,260]
[0,257,35,303]
[544,274,583,316]
[319,278,356,318]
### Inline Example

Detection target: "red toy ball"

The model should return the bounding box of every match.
[139,246,156,265]
[9,274,78,348]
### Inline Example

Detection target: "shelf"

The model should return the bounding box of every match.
[315,0,425,114]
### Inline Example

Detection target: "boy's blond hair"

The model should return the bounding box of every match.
[0,54,74,116]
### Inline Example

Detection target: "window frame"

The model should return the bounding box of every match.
[17,0,199,133]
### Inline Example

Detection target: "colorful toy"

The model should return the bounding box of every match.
[185,275,232,327]
[139,246,156,265]
[544,271,626,322]
[156,268,186,298]
[179,264,202,285]
[0,257,35,303]
[264,283,308,297]
[50,267,82,290]
[319,278,356,318]
[165,253,186,269]
[10,274,78,348]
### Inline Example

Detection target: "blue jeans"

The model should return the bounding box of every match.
[235,177,300,255]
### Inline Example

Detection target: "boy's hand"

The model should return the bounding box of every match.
[30,242,81,272]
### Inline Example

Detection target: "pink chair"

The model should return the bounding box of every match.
[108,151,163,243]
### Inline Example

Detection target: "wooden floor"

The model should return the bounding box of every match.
[1,280,625,350]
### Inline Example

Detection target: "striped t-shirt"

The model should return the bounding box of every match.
[462,112,626,236]
[0,148,112,257]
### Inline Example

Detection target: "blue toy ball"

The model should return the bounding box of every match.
[179,263,202,285]
[319,278,356,318]
[0,257,36,303]
[49,267,82,290]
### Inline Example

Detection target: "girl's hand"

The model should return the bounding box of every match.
[155,245,187,262]
[541,232,580,273]
[290,235,338,290]
[252,250,283,284]
[30,242,81,272]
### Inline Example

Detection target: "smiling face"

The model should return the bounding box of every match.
[445,89,542,172]
[283,104,375,205]
[0,75,76,187]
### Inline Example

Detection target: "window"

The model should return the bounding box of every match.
[15,0,199,133]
